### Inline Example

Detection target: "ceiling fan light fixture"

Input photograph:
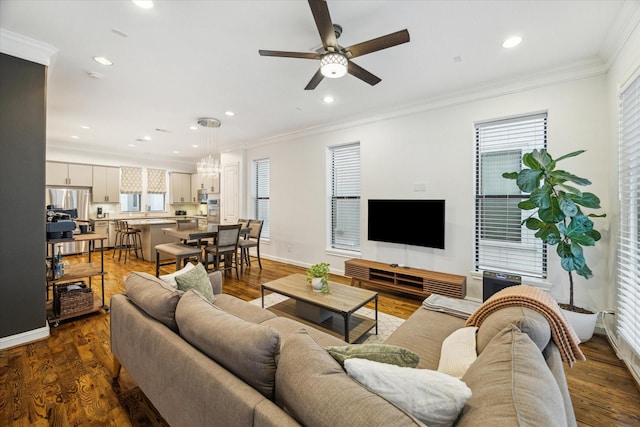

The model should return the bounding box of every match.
[320,53,348,78]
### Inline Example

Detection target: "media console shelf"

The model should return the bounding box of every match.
[344,258,466,299]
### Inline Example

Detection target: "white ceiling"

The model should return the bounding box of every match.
[0,0,635,166]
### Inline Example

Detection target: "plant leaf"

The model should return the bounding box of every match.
[554,150,585,162]
[502,172,518,180]
[575,263,593,279]
[559,184,583,197]
[565,215,594,236]
[585,229,601,242]
[518,199,537,210]
[530,187,552,209]
[539,198,565,223]
[525,217,543,230]
[522,152,541,170]
[551,170,591,186]
[557,242,573,258]
[570,234,596,246]
[557,192,578,217]
[570,192,601,209]
[532,149,552,167]
[516,169,543,192]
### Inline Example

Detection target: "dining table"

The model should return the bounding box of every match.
[162,224,250,248]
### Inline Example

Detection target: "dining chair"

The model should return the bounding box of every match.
[238,219,264,272]
[204,224,242,279]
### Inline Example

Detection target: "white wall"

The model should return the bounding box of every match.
[245,75,612,308]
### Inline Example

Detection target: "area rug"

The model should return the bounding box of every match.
[250,293,404,344]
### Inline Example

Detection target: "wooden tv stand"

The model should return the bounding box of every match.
[344,258,466,299]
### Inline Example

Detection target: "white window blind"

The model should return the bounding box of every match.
[120,167,142,194]
[330,143,360,252]
[617,72,640,368]
[255,159,270,239]
[147,168,166,193]
[475,113,547,278]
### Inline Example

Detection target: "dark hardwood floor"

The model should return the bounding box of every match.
[0,251,638,426]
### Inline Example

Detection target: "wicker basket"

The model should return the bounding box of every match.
[54,282,93,316]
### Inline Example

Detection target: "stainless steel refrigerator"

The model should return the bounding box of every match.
[46,187,91,254]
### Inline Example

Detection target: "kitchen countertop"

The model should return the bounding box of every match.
[123,219,177,226]
[91,216,199,222]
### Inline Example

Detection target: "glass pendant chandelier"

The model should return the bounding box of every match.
[196,117,222,178]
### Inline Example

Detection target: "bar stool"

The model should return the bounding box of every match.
[118,220,143,262]
[112,220,124,259]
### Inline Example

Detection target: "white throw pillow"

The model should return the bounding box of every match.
[344,358,471,427]
[159,262,194,287]
[437,326,478,378]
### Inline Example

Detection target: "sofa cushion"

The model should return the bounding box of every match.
[159,262,194,287]
[437,326,478,378]
[125,271,182,331]
[174,263,215,303]
[345,358,471,427]
[175,290,280,400]
[326,344,420,368]
[457,326,567,427]
[275,329,423,427]
[214,294,278,324]
[476,306,551,353]
[261,316,344,347]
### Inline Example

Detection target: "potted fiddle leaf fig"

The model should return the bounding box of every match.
[306,262,330,293]
[502,149,606,341]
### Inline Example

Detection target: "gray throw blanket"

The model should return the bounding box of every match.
[422,294,480,319]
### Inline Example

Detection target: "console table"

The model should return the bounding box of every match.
[344,258,466,299]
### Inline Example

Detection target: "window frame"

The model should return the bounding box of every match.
[253,158,270,239]
[328,142,361,253]
[474,113,548,278]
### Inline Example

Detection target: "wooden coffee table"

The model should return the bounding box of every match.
[261,274,378,343]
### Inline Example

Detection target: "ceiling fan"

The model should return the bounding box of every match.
[259,0,410,90]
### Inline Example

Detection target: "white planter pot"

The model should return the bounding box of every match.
[561,308,598,343]
[311,277,324,293]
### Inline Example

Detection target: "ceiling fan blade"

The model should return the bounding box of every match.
[344,29,410,59]
[347,61,381,86]
[304,69,325,90]
[308,0,337,50]
[259,50,320,59]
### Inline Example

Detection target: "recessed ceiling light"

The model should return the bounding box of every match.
[93,56,113,66]
[225,111,235,117]
[323,96,335,104]
[143,136,151,141]
[192,144,199,148]
[71,135,79,139]
[88,72,103,79]
[172,150,180,154]
[80,125,90,129]
[132,0,154,9]
[190,125,198,131]
[502,36,522,49]
[128,144,136,147]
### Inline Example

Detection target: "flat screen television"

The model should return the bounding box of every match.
[368,199,445,249]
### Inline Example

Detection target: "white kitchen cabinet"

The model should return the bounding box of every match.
[171,172,192,203]
[191,173,220,198]
[46,162,93,187]
[92,166,120,203]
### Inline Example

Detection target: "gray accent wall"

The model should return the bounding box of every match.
[0,53,47,339]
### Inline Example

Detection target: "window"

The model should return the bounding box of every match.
[330,143,360,252]
[475,113,547,278]
[120,167,142,212]
[147,168,166,212]
[254,159,270,239]
[617,72,640,372]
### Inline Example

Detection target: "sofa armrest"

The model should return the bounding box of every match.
[209,270,223,294]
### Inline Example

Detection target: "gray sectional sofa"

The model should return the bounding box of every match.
[110,271,577,427]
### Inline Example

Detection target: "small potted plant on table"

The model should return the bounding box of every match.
[306,262,330,293]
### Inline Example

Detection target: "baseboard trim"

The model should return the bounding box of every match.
[0,324,50,350]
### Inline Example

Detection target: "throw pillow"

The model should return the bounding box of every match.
[326,344,419,368]
[344,358,472,427]
[437,326,478,378]
[174,263,215,303]
[124,271,182,331]
[159,262,194,287]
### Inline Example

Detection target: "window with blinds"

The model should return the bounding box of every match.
[147,168,166,212]
[254,159,270,239]
[120,166,142,212]
[330,143,360,252]
[475,113,547,278]
[617,72,640,372]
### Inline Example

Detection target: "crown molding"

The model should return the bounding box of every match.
[0,29,57,66]
[599,0,640,70]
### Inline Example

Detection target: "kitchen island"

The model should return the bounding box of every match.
[125,219,179,262]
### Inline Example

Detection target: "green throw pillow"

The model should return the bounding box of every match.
[174,263,215,303]
[326,344,419,368]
